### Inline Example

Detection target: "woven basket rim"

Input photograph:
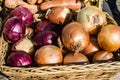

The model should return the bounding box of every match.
[1,61,120,68]
[1,61,120,80]
[1,61,120,74]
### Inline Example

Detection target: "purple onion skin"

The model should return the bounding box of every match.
[3,16,26,43]
[9,6,34,26]
[35,20,55,33]
[7,51,32,67]
[33,31,57,47]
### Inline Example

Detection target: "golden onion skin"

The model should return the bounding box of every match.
[34,45,63,65]
[98,24,120,52]
[83,36,100,58]
[93,51,114,63]
[62,22,90,52]
[63,52,89,64]
[45,7,72,25]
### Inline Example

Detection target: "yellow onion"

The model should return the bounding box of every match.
[77,6,106,35]
[83,36,100,58]
[63,52,89,65]
[98,24,120,52]
[62,22,90,52]
[45,7,72,25]
[93,51,114,63]
[34,45,63,65]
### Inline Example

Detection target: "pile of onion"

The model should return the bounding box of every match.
[3,6,35,43]
[3,2,120,68]
[9,6,34,26]
[33,20,58,47]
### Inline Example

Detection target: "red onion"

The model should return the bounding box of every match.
[9,6,34,26]
[35,20,54,33]
[7,51,32,67]
[3,16,26,43]
[33,30,57,47]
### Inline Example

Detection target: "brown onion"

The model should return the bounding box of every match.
[62,22,90,52]
[98,24,120,52]
[34,45,63,65]
[77,6,106,35]
[83,36,100,58]
[45,7,72,25]
[63,52,89,65]
[92,51,114,63]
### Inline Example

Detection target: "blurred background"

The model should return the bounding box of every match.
[104,0,120,25]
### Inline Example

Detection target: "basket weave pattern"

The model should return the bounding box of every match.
[0,36,8,66]
[1,35,120,80]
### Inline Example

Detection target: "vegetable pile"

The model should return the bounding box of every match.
[1,0,120,67]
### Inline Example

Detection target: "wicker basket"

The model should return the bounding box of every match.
[1,37,120,80]
[1,0,120,80]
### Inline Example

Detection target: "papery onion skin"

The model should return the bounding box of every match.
[3,16,26,43]
[62,22,90,52]
[7,51,32,67]
[12,37,35,55]
[77,6,106,35]
[83,36,100,58]
[92,51,114,63]
[98,24,120,52]
[34,45,63,65]
[33,30,57,47]
[9,6,34,26]
[45,7,72,25]
[35,20,54,33]
[25,27,34,39]
[63,52,89,65]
